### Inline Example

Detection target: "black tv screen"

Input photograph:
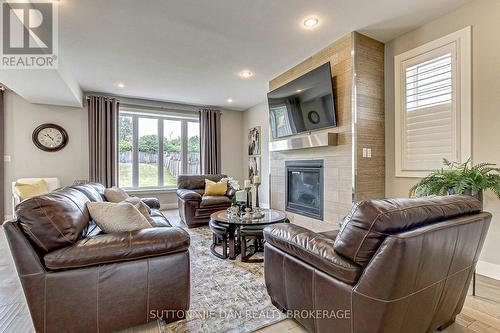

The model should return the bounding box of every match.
[267,62,336,139]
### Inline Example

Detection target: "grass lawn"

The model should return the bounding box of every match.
[119,163,177,188]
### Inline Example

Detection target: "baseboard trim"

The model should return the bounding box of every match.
[477,260,500,280]
[160,203,178,210]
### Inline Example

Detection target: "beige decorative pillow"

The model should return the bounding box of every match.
[15,180,50,201]
[205,179,228,196]
[87,202,152,233]
[124,197,154,224]
[104,187,129,203]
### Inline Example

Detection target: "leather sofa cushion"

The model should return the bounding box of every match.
[70,184,105,202]
[149,209,172,227]
[141,197,161,209]
[44,227,190,270]
[177,174,226,190]
[200,195,231,207]
[16,188,91,252]
[177,189,202,201]
[334,195,482,266]
[264,224,362,284]
[319,229,339,240]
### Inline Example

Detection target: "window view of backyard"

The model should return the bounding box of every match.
[118,113,200,188]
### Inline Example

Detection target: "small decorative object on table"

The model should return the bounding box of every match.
[221,177,242,216]
[243,179,253,219]
[230,196,240,216]
[253,175,264,218]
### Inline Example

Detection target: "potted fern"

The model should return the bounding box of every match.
[409,158,500,208]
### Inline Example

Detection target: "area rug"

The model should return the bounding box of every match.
[161,220,286,333]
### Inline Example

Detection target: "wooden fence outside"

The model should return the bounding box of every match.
[119,151,200,176]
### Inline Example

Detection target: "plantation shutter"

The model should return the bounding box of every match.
[400,43,459,173]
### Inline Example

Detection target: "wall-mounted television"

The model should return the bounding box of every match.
[267,62,336,139]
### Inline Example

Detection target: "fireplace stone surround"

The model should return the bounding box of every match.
[268,32,385,227]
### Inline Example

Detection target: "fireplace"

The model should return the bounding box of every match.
[285,160,324,220]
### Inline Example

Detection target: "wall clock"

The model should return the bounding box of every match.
[32,123,69,152]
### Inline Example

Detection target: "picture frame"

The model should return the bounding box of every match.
[248,156,261,182]
[248,126,261,156]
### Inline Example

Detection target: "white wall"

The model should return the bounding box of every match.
[242,101,270,207]
[3,91,89,219]
[385,0,500,276]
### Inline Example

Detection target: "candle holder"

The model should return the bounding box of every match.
[253,182,264,218]
[244,186,253,219]
[245,186,251,207]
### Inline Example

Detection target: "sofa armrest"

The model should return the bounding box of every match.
[141,197,160,209]
[44,227,190,270]
[264,224,362,284]
[177,189,202,201]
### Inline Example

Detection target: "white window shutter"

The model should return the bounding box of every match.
[394,27,471,178]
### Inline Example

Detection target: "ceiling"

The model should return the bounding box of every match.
[4,0,471,110]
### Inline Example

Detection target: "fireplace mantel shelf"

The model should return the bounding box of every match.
[269,132,337,152]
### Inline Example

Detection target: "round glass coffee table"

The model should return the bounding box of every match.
[209,209,288,260]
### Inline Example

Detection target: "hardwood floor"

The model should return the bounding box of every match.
[1,210,500,332]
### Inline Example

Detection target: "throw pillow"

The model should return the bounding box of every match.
[204,179,228,196]
[86,202,152,233]
[15,180,49,201]
[124,197,154,223]
[104,187,129,203]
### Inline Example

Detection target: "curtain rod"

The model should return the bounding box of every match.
[84,92,224,115]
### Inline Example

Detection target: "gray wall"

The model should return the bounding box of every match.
[385,0,500,270]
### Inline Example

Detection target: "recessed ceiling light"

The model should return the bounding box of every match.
[296,89,303,93]
[239,70,254,79]
[303,17,319,28]
[227,98,233,103]
[116,82,125,88]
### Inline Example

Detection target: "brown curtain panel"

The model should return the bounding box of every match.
[199,108,221,174]
[87,96,119,187]
[0,89,4,221]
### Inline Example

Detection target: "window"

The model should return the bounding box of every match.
[395,27,471,177]
[118,109,200,189]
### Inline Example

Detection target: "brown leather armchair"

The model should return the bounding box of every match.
[4,183,191,333]
[264,195,491,333]
[177,174,236,228]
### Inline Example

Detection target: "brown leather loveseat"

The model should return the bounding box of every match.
[264,195,491,333]
[4,183,191,333]
[177,174,236,228]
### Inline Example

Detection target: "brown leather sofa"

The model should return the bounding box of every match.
[177,174,236,228]
[264,195,491,333]
[4,183,191,333]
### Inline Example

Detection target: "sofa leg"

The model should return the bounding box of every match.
[437,317,456,331]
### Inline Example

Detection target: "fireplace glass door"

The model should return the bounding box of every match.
[285,160,324,220]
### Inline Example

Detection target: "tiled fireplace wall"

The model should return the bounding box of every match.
[268,32,385,226]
